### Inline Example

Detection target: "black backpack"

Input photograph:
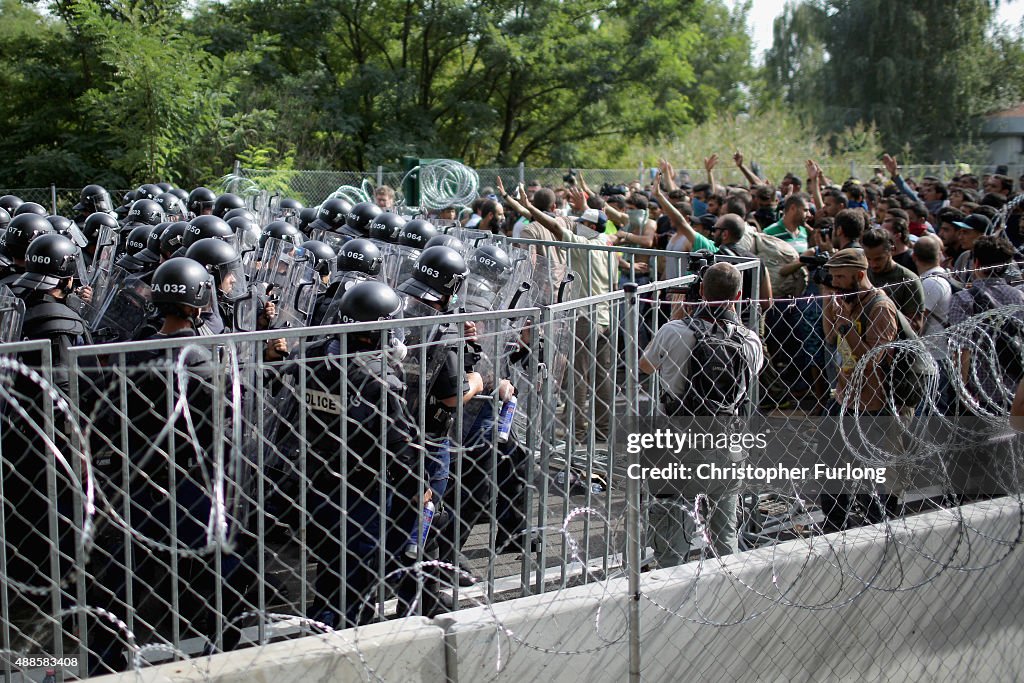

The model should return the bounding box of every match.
[671,313,752,416]
[969,286,1024,384]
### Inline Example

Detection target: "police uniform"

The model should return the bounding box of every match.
[299,337,420,628]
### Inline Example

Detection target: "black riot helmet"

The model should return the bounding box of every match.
[223,207,257,223]
[336,237,383,276]
[125,198,165,226]
[74,184,113,214]
[367,212,406,243]
[467,243,513,281]
[169,187,189,204]
[397,219,438,249]
[135,183,162,201]
[135,222,169,263]
[47,215,88,248]
[183,215,233,249]
[0,195,24,215]
[212,193,245,218]
[338,279,403,323]
[298,207,319,234]
[14,202,47,217]
[1,213,53,260]
[397,245,468,309]
[155,191,187,219]
[226,215,258,234]
[345,201,382,236]
[155,182,174,193]
[12,234,80,293]
[83,211,119,244]
[114,190,137,220]
[425,233,465,253]
[151,257,215,309]
[123,225,155,256]
[259,220,302,249]
[299,240,336,276]
[0,207,9,232]
[188,187,217,215]
[46,215,73,233]
[115,224,160,272]
[278,197,303,216]
[158,221,190,259]
[186,238,248,302]
[309,197,353,233]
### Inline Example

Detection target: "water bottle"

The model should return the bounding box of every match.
[496,395,518,443]
[404,501,436,559]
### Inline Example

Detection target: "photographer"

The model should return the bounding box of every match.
[639,262,764,564]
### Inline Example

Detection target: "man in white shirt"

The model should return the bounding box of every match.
[912,235,952,336]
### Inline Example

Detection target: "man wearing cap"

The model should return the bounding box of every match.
[951,213,991,285]
[821,248,900,413]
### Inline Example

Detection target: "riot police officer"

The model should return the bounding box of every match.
[295,280,421,628]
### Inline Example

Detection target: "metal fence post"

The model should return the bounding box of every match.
[518,162,525,186]
[377,165,384,187]
[622,282,641,683]
[50,183,57,215]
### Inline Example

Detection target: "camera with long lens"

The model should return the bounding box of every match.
[563,169,577,185]
[800,251,832,287]
[686,249,716,301]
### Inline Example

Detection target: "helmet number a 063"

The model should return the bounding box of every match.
[417,265,441,279]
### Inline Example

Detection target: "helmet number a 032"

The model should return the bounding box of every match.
[153,283,188,294]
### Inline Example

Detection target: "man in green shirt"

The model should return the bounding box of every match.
[862,227,925,333]
[764,194,810,253]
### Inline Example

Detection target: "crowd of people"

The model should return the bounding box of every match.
[0,154,1022,672]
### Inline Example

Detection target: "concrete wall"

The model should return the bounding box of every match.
[89,499,1024,682]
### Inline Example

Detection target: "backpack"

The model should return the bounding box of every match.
[969,286,1024,384]
[665,314,752,416]
[920,271,962,329]
[744,230,807,297]
[861,292,937,407]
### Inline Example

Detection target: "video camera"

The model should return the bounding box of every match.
[599,182,629,197]
[563,169,577,186]
[799,251,832,287]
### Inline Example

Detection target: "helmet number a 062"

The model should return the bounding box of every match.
[344,251,365,260]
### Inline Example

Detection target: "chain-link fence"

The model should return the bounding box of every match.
[2,233,1024,681]
[237,163,1024,210]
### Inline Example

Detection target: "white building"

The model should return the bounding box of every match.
[982,103,1024,170]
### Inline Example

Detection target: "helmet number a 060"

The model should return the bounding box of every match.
[28,254,51,264]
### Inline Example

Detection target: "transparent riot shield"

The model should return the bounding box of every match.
[382,244,421,288]
[0,286,25,342]
[318,272,372,326]
[430,218,460,230]
[87,223,119,288]
[526,253,574,307]
[90,274,153,343]
[449,227,492,248]
[398,296,448,424]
